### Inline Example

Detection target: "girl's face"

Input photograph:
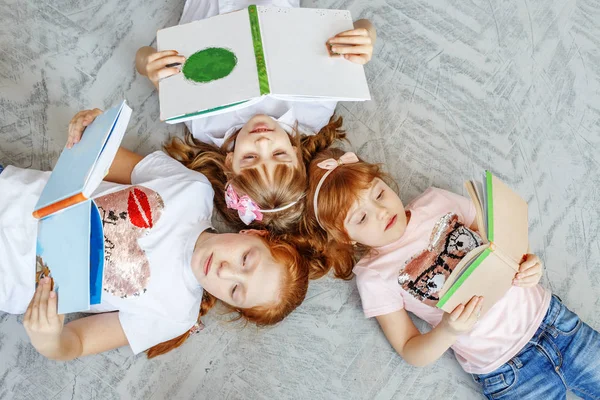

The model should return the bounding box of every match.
[343,178,409,248]
[191,230,283,309]
[228,115,299,180]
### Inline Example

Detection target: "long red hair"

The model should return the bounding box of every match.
[146,232,309,358]
[298,148,392,280]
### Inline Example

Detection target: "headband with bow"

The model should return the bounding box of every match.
[313,152,359,229]
[225,184,304,225]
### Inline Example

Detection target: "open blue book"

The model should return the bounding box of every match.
[35,101,132,314]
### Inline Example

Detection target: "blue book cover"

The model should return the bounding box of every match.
[36,201,104,314]
[33,101,132,313]
[33,101,131,218]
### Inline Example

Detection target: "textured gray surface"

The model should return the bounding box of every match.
[1,0,599,398]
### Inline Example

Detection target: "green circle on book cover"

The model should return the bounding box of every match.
[183,47,237,83]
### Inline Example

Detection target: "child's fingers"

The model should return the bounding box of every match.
[47,289,60,324]
[333,28,369,37]
[519,254,540,272]
[449,304,465,321]
[38,278,51,325]
[147,49,179,63]
[328,35,371,45]
[155,67,181,81]
[513,272,541,287]
[516,263,542,279]
[457,296,480,322]
[30,283,43,324]
[344,54,369,64]
[151,55,186,69]
[330,44,372,55]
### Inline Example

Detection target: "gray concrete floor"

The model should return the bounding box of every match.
[1,0,599,398]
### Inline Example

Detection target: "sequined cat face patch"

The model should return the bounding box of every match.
[398,213,482,306]
[95,187,164,298]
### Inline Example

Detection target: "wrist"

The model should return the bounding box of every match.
[31,335,63,359]
[435,322,461,340]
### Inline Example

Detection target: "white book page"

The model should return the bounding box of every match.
[258,7,371,101]
[157,10,260,121]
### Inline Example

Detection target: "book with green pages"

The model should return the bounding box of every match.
[436,171,529,315]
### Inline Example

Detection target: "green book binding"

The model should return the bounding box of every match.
[485,170,494,242]
[437,248,492,309]
[248,5,270,96]
[166,100,250,123]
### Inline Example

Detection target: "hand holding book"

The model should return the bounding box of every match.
[438,295,484,336]
[23,277,65,357]
[513,254,543,287]
[136,48,185,89]
[327,20,376,65]
[67,108,103,148]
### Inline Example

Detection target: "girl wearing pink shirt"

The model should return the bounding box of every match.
[304,148,600,399]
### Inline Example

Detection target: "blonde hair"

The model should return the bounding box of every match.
[164,116,346,233]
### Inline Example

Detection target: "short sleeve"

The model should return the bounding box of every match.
[131,151,210,186]
[354,267,405,318]
[118,311,193,354]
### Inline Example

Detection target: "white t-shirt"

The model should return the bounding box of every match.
[0,152,214,354]
[177,0,338,145]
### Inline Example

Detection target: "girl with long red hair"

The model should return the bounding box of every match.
[0,109,309,360]
[304,148,600,399]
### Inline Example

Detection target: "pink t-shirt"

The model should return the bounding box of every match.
[353,187,551,374]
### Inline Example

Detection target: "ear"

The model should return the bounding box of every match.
[225,152,233,168]
[239,229,269,237]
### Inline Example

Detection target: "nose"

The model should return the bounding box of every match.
[376,205,388,221]
[217,259,246,280]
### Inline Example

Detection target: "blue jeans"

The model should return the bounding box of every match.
[0,164,3,174]
[473,296,600,399]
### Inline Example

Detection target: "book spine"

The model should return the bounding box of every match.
[437,248,492,309]
[486,170,494,242]
[248,5,270,95]
[32,193,88,219]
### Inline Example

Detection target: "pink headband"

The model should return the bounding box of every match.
[312,152,359,229]
[225,184,303,225]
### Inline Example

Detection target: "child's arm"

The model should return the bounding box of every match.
[23,278,128,360]
[376,296,483,367]
[66,109,143,184]
[136,46,185,89]
[327,19,377,65]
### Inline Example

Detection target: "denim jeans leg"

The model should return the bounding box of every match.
[473,343,566,399]
[546,299,600,400]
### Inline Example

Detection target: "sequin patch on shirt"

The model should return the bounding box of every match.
[398,213,483,306]
[95,186,164,298]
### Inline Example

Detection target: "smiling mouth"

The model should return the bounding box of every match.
[204,253,213,276]
[385,215,397,231]
[249,123,274,134]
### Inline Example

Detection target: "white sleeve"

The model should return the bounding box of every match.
[118,311,193,354]
[131,151,210,186]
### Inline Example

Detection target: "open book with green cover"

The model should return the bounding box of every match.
[157,5,371,123]
[436,171,529,315]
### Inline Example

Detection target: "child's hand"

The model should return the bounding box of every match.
[23,277,65,354]
[513,254,543,287]
[327,28,374,65]
[142,50,185,88]
[67,108,103,148]
[439,296,483,336]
